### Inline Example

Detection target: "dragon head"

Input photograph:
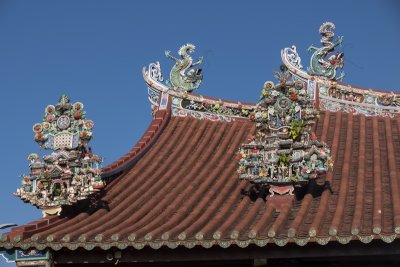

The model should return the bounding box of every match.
[319,22,335,36]
[328,52,344,69]
[178,43,196,57]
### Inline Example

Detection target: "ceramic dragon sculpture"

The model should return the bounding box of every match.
[307,22,345,81]
[165,43,203,92]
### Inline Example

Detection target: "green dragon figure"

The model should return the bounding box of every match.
[165,43,203,92]
[307,22,345,81]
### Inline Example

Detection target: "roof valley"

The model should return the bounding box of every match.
[391,118,400,233]
[291,110,330,238]
[328,113,353,236]
[351,115,366,235]
[126,120,230,241]
[380,118,394,233]
[31,116,186,242]
[154,121,250,240]
[87,118,208,241]
[309,111,341,237]
[372,117,383,234]
[170,120,252,242]
[361,117,374,235]
[175,123,255,240]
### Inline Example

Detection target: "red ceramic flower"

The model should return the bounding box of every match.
[35,132,43,139]
[310,133,317,141]
[47,106,54,113]
[74,112,81,120]
[33,124,42,132]
[46,114,55,122]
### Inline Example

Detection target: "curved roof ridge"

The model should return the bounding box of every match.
[335,81,400,95]
[101,106,171,177]
[101,45,400,179]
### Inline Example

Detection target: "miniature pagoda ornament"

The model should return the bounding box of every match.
[165,43,203,92]
[307,22,345,81]
[238,65,333,197]
[14,95,105,216]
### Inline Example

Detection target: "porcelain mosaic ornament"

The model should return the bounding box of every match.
[237,22,342,197]
[237,66,333,196]
[14,95,104,216]
[307,22,345,81]
[165,43,203,92]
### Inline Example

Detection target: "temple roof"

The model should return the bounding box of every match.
[2,104,400,250]
[2,24,400,253]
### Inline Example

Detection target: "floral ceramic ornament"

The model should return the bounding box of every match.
[14,95,105,217]
[238,65,333,197]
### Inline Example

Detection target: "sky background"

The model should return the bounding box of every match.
[0,0,399,264]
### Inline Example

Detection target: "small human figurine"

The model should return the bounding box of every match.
[279,164,289,178]
[253,166,259,176]
[310,154,318,170]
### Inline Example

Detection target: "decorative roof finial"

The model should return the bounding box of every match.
[238,66,333,198]
[15,96,104,216]
[165,43,203,92]
[307,22,345,81]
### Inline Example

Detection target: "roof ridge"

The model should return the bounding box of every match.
[102,106,171,177]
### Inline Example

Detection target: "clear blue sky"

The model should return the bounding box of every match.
[0,0,399,264]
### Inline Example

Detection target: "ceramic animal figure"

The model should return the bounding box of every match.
[165,43,203,92]
[307,22,344,81]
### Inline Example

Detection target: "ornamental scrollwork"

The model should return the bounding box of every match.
[282,45,303,69]
[148,61,164,82]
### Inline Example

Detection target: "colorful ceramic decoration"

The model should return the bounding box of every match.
[14,95,104,216]
[172,97,255,122]
[307,22,345,81]
[143,44,256,121]
[318,84,400,117]
[165,43,203,92]
[238,66,333,196]
[143,26,399,123]
[280,23,400,117]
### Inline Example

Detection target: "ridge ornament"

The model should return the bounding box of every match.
[15,95,104,216]
[165,43,203,92]
[238,65,333,198]
[307,22,345,81]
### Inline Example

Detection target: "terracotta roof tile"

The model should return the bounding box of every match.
[3,110,400,250]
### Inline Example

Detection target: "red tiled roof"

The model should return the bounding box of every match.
[2,108,400,251]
